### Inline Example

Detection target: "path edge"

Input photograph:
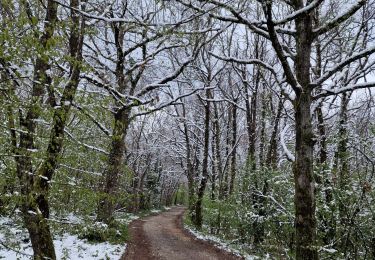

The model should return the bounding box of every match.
[176,207,245,260]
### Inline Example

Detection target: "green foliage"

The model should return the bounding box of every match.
[188,161,375,259]
[174,186,188,206]
[77,220,129,244]
[185,167,296,258]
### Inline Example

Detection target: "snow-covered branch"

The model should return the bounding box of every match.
[264,2,299,91]
[64,130,109,155]
[72,103,112,137]
[313,82,375,99]
[208,52,278,78]
[273,0,324,25]
[313,0,366,36]
[311,46,375,87]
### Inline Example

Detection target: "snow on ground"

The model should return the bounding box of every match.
[185,227,260,260]
[115,213,139,225]
[55,235,123,259]
[0,234,124,260]
[150,206,171,214]
[0,216,124,260]
[1,208,168,259]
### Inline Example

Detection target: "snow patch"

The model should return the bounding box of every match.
[0,234,124,259]
[0,217,125,259]
[185,227,258,260]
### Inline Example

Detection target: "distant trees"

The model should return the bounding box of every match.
[76,0,224,224]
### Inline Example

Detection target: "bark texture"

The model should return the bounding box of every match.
[97,109,130,223]
[293,7,318,259]
[193,90,211,229]
[16,1,58,259]
[10,0,84,258]
[264,1,318,258]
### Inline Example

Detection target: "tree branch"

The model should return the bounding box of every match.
[313,0,366,37]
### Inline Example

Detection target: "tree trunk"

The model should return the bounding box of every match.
[35,0,83,219]
[219,103,232,199]
[97,109,130,223]
[294,92,318,260]
[22,207,56,260]
[315,38,328,167]
[337,93,350,187]
[266,97,283,168]
[248,72,258,172]
[194,90,211,229]
[213,102,223,197]
[229,101,238,195]
[180,103,195,218]
[211,132,216,201]
[16,151,56,260]
[292,5,318,259]
[259,94,267,169]
[14,1,58,259]
[336,93,351,250]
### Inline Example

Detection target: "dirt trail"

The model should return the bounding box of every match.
[122,206,242,260]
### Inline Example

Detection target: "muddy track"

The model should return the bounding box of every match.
[122,206,242,260]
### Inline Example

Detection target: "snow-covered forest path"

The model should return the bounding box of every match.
[122,206,242,260]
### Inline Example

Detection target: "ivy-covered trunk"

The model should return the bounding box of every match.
[15,0,83,258]
[17,150,56,260]
[22,201,56,260]
[14,1,58,259]
[97,109,130,223]
[35,0,83,219]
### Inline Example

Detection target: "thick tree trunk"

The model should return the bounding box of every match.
[17,151,56,260]
[14,1,58,259]
[291,5,318,259]
[97,20,130,223]
[294,92,318,260]
[36,0,83,219]
[22,206,56,260]
[97,109,130,223]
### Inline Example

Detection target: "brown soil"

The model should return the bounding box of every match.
[122,206,243,260]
